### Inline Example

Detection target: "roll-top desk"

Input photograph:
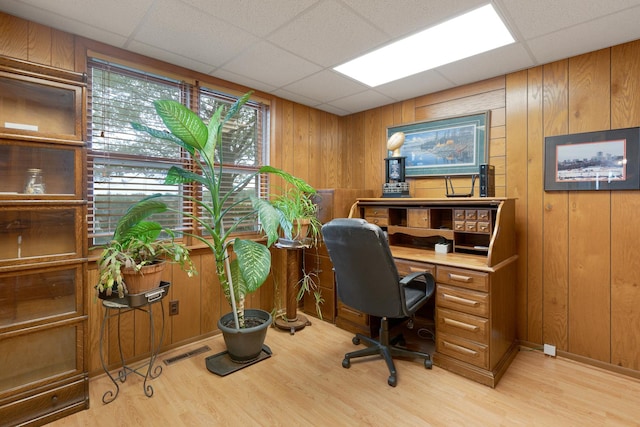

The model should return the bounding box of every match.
[342,197,518,388]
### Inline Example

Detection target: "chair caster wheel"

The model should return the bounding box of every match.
[342,358,351,368]
[352,337,360,345]
[388,376,397,387]
[424,359,433,369]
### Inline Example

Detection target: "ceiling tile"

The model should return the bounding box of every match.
[213,69,278,93]
[271,87,323,107]
[126,40,216,75]
[313,103,350,116]
[326,89,395,113]
[437,43,534,86]
[133,0,257,67]
[500,0,640,39]
[525,6,640,65]
[20,0,154,36]
[341,0,486,38]
[180,0,319,37]
[282,69,368,104]
[374,70,455,102]
[267,0,388,67]
[219,42,322,88]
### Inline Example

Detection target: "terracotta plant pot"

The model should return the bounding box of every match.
[122,261,166,295]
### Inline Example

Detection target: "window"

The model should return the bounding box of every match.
[87,59,268,245]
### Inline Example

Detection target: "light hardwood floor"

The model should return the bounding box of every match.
[48,318,640,426]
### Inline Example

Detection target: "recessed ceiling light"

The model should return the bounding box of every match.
[334,4,514,87]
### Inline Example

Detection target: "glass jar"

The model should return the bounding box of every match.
[24,168,45,194]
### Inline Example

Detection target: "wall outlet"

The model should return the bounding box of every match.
[169,300,179,316]
[543,343,556,357]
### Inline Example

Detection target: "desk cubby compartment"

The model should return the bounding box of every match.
[0,141,81,198]
[453,232,491,254]
[0,58,84,144]
[428,208,453,230]
[0,205,83,265]
[0,263,82,329]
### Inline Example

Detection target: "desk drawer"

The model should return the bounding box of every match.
[437,284,488,317]
[395,259,435,277]
[336,301,368,326]
[364,207,389,227]
[437,307,488,343]
[0,378,87,426]
[436,266,488,292]
[437,332,488,369]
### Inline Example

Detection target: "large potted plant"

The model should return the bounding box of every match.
[130,91,315,362]
[96,200,196,298]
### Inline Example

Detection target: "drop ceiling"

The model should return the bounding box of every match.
[2,0,640,116]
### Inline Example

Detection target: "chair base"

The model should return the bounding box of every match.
[342,318,432,387]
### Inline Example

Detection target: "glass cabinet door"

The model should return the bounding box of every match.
[0,205,83,265]
[0,322,83,393]
[0,141,80,198]
[0,71,83,143]
[0,265,82,329]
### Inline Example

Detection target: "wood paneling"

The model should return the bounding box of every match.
[566,50,611,362]
[0,12,75,70]
[611,41,640,371]
[505,70,528,341]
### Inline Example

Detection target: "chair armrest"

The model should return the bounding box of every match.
[400,271,435,298]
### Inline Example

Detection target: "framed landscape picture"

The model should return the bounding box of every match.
[386,112,489,177]
[544,127,640,191]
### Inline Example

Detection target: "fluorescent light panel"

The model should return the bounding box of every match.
[334,4,514,87]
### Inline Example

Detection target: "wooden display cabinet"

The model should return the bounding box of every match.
[347,197,518,387]
[0,55,88,425]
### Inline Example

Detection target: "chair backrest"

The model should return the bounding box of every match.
[321,218,407,318]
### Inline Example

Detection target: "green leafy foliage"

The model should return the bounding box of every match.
[96,200,196,298]
[128,91,317,328]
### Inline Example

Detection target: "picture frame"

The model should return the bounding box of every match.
[386,111,489,177]
[544,127,640,191]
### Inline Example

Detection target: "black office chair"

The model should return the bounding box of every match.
[321,218,435,387]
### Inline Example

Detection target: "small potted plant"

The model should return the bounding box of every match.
[95,200,196,298]
[273,186,322,247]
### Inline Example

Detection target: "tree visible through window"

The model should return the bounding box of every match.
[87,59,268,245]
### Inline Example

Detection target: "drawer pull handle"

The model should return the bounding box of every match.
[443,341,477,356]
[449,273,472,283]
[443,294,478,306]
[444,318,478,331]
[373,219,379,224]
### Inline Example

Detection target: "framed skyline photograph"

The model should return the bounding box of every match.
[544,127,640,191]
[386,112,489,177]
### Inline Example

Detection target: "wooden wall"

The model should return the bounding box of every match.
[347,43,640,375]
[3,10,640,377]
[505,43,640,374]
[342,76,508,198]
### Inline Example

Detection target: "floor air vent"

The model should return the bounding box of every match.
[163,345,211,366]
